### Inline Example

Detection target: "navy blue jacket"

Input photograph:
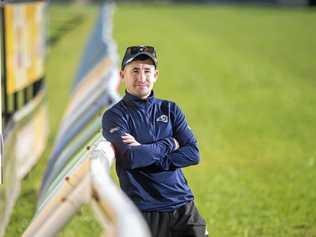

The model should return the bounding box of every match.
[102,91,200,211]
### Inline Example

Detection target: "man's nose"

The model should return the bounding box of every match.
[137,71,146,82]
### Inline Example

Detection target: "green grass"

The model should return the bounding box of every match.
[6,2,316,237]
[115,4,316,237]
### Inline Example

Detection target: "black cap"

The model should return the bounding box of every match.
[121,45,158,69]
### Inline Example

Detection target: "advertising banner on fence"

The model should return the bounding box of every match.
[4,2,46,95]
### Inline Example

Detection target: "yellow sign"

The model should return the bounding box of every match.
[5,2,46,95]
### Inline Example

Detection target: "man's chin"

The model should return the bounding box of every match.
[138,90,151,99]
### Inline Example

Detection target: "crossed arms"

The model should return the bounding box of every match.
[102,106,200,170]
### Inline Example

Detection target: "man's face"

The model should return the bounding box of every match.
[120,58,159,99]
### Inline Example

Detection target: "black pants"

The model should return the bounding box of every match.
[142,201,208,237]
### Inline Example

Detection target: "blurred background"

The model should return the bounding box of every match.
[46,0,316,7]
[1,0,316,236]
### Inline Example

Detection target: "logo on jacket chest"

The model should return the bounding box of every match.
[156,114,169,123]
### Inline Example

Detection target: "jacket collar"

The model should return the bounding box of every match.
[123,90,155,107]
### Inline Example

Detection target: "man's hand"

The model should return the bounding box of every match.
[121,133,141,146]
[122,133,179,150]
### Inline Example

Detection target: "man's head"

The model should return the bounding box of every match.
[120,45,159,99]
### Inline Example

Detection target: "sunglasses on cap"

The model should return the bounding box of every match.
[121,45,158,69]
[126,45,157,57]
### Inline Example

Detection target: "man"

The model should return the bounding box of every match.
[102,45,208,237]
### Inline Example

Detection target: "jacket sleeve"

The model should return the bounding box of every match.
[159,103,200,170]
[102,110,177,170]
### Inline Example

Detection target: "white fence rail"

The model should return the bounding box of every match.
[22,136,151,237]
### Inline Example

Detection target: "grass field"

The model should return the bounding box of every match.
[5,2,316,237]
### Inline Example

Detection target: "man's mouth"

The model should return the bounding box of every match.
[135,84,147,88]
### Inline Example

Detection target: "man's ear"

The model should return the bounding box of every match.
[154,69,159,82]
[120,70,125,81]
